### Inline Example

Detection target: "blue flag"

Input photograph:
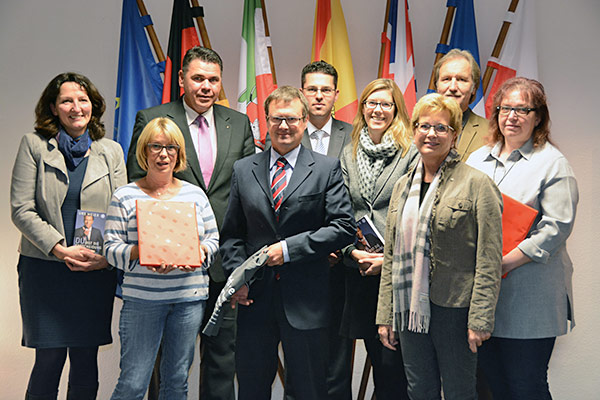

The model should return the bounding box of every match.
[114,0,164,158]
[448,0,483,111]
[430,0,483,112]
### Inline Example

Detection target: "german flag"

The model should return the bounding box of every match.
[162,0,202,104]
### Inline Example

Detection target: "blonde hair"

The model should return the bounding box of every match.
[350,79,411,159]
[136,117,187,173]
[411,93,463,143]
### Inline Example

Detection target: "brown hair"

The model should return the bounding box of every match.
[264,86,309,118]
[488,77,552,147]
[34,72,106,140]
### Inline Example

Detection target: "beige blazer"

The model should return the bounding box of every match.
[456,111,488,161]
[11,132,127,261]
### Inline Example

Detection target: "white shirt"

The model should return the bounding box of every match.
[306,117,333,155]
[182,100,217,164]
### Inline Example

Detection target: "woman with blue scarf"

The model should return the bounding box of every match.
[10,72,126,400]
[376,93,502,400]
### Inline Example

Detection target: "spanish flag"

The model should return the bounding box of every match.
[311,0,357,124]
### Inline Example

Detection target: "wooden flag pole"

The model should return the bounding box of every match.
[136,0,165,63]
[427,4,457,91]
[481,0,520,94]
[377,0,392,78]
[190,0,227,102]
[260,0,277,85]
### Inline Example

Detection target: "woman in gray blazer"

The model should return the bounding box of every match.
[467,77,579,400]
[339,79,417,399]
[10,73,126,400]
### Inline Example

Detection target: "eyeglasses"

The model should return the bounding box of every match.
[303,87,336,96]
[267,116,304,126]
[414,122,455,135]
[147,143,180,155]
[363,100,395,111]
[497,106,536,116]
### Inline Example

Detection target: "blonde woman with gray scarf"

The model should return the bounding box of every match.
[376,93,502,400]
[339,79,418,400]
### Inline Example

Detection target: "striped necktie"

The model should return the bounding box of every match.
[271,157,288,214]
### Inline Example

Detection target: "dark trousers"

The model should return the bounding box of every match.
[27,347,99,399]
[236,282,328,400]
[148,277,237,400]
[479,336,556,400]
[399,304,477,400]
[364,335,409,400]
[325,264,354,400]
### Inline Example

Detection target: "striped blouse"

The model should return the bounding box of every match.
[104,181,219,303]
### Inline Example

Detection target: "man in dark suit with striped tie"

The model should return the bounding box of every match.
[220,86,356,400]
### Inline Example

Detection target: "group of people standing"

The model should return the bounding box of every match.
[10,44,577,400]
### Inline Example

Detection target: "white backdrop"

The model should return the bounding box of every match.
[1,0,599,398]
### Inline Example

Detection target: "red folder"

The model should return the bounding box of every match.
[136,200,203,267]
[501,194,538,278]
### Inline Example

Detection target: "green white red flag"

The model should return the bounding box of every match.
[237,0,276,150]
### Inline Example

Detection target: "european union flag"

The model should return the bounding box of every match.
[114,0,164,158]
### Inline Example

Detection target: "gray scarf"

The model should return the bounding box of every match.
[357,127,398,202]
[391,149,460,333]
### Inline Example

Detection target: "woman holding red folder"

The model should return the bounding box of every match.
[467,77,579,400]
[104,117,219,400]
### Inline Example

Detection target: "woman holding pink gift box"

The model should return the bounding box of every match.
[104,117,219,400]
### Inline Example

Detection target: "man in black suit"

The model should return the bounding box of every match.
[127,46,254,400]
[299,61,354,399]
[220,86,356,400]
[300,61,351,158]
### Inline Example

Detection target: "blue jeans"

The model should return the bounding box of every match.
[398,303,477,400]
[478,336,556,400]
[111,299,206,400]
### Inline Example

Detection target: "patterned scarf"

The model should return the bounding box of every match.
[391,149,459,333]
[356,127,398,202]
[57,128,92,170]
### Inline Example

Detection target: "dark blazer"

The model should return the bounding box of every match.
[339,143,419,338]
[220,146,356,330]
[126,98,255,281]
[301,117,352,158]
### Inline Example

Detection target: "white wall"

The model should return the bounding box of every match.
[1,0,599,398]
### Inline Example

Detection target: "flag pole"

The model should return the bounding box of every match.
[189,0,227,102]
[136,0,166,63]
[481,0,520,94]
[260,0,277,85]
[377,0,392,78]
[427,3,456,91]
